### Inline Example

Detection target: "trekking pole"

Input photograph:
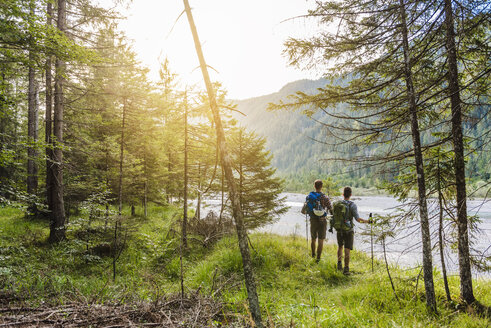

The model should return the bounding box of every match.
[305,213,308,250]
[370,213,373,273]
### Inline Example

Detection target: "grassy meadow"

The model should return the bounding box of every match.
[0,206,489,327]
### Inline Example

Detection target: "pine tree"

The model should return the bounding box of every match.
[49,0,67,243]
[274,0,442,310]
[26,0,39,212]
[274,0,489,308]
[228,127,288,229]
[183,1,263,325]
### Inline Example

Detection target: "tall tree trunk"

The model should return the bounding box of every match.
[196,162,201,220]
[167,151,172,204]
[45,0,54,216]
[49,0,67,243]
[443,0,474,304]
[118,99,126,216]
[27,0,39,211]
[239,130,243,211]
[398,0,436,312]
[437,153,452,302]
[144,150,148,218]
[27,66,39,199]
[163,90,172,204]
[182,1,263,326]
[182,92,188,249]
[104,142,110,230]
[0,73,8,181]
[219,165,224,224]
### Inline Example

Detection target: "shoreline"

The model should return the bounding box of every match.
[281,192,491,205]
[250,230,491,281]
[255,193,491,279]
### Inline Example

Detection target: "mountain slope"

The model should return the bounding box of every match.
[232,78,491,191]
[234,78,332,175]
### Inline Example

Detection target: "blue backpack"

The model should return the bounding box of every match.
[304,192,327,219]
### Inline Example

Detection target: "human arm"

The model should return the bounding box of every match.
[322,195,333,215]
[352,204,372,224]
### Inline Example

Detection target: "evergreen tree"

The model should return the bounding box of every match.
[228,127,288,229]
[272,0,489,308]
[273,0,444,310]
[183,1,263,324]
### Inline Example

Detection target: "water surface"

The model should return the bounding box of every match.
[258,193,491,278]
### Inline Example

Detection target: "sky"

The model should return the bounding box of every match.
[115,0,318,99]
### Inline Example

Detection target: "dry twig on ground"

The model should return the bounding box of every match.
[0,295,226,327]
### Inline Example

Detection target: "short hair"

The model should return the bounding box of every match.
[314,179,323,190]
[343,187,352,198]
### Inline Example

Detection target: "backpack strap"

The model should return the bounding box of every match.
[342,200,352,219]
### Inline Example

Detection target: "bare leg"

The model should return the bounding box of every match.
[311,239,316,257]
[337,246,343,262]
[344,248,351,268]
[317,239,324,259]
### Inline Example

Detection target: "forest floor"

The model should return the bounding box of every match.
[0,205,490,327]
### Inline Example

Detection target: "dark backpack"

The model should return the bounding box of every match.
[331,200,353,232]
[304,192,326,219]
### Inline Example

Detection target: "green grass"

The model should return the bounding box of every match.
[187,234,490,327]
[0,206,490,327]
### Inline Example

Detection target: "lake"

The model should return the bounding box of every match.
[256,193,491,278]
[203,193,491,278]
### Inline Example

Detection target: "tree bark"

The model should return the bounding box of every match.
[398,0,436,312]
[49,0,67,243]
[219,165,224,224]
[105,143,110,230]
[239,130,243,212]
[182,92,188,249]
[182,1,263,326]
[118,99,126,216]
[443,0,474,304]
[196,162,201,220]
[437,153,452,302]
[167,151,172,204]
[45,0,54,216]
[27,0,39,208]
[0,73,7,181]
[144,151,148,218]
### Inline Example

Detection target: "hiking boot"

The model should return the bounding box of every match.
[337,261,343,271]
[315,257,320,263]
[343,266,350,275]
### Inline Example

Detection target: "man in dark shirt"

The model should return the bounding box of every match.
[308,179,333,263]
[336,187,372,275]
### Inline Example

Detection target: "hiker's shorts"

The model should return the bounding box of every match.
[310,217,327,240]
[337,231,354,250]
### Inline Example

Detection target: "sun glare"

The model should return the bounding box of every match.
[111,0,316,99]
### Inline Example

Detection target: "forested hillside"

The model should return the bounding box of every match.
[0,0,286,227]
[236,78,360,177]
[235,78,491,193]
[1,0,490,326]
[236,79,328,173]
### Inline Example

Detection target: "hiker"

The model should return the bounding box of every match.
[304,179,332,263]
[330,186,372,275]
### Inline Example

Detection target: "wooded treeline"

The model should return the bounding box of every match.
[1,0,489,325]
[0,0,286,242]
[271,0,489,311]
[235,78,490,193]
